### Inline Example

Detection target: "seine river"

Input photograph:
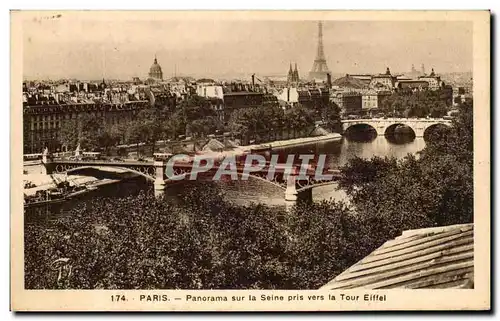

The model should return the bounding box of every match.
[216,134,425,206]
[25,134,426,222]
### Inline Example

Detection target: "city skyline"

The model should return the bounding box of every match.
[23,17,473,80]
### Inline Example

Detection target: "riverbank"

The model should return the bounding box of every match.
[239,133,343,152]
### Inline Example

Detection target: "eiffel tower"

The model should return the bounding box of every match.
[309,21,330,81]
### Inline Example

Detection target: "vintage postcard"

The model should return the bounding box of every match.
[11,10,490,311]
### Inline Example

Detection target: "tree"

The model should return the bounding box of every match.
[59,119,80,151]
[125,121,147,155]
[108,123,128,146]
[135,109,165,154]
[323,101,342,132]
[284,104,315,138]
[96,131,116,154]
[264,105,286,141]
[228,107,259,144]
[59,114,105,151]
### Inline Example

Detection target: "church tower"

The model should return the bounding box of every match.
[293,63,300,82]
[287,63,294,83]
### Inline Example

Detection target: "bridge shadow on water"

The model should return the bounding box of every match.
[25,175,298,225]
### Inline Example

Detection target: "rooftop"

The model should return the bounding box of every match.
[320,223,474,290]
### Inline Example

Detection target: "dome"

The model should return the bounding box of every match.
[150,59,162,73]
[148,56,163,81]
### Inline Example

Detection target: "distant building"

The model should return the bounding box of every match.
[396,80,430,91]
[298,87,329,112]
[361,90,391,112]
[419,68,444,90]
[332,74,369,90]
[23,99,149,154]
[275,87,300,108]
[287,63,300,84]
[148,55,163,81]
[369,67,397,91]
[196,85,224,100]
[407,64,426,79]
[262,93,279,108]
[223,91,264,121]
[331,90,362,115]
[22,81,152,153]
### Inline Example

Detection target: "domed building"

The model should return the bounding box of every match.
[148,55,163,81]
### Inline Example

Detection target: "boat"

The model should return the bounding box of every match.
[24,182,97,209]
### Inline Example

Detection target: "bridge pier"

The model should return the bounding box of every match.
[154,160,166,197]
[284,170,298,203]
[413,127,425,137]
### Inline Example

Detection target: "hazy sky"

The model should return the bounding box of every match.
[22,15,473,80]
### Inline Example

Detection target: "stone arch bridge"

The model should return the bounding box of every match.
[342,118,452,137]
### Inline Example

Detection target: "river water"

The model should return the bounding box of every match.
[25,133,426,222]
[217,134,425,206]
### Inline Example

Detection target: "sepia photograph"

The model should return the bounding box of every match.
[10,10,490,311]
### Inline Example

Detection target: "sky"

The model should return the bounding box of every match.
[21,14,473,81]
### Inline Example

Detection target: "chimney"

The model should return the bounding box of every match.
[327,73,332,89]
[252,74,255,87]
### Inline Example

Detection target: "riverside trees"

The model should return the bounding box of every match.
[337,99,473,242]
[379,88,451,118]
[228,104,318,144]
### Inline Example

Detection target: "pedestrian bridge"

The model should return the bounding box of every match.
[342,118,452,137]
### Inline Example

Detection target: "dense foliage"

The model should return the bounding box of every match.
[25,186,364,290]
[379,88,452,118]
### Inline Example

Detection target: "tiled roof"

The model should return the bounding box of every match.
[320,223,474,290]
[332,76,367,89]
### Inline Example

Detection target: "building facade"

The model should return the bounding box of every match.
[369,68,398,91]
[23,100,149,154]
[23,81,151,154]
[331,91,362,115]
[418,69,444,90]
[361,90,391,113]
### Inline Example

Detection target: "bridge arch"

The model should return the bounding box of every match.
[63,166,157,182]
[383,123,416,137]
[344,123,378,137]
